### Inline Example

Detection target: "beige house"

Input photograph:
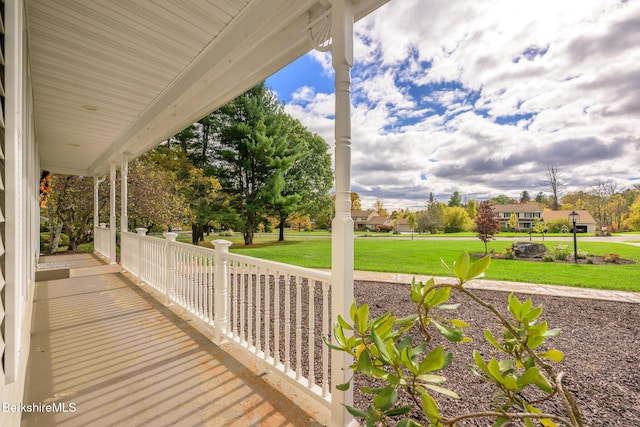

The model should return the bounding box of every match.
[351,209,393,230]
[544,209,597,233]
[492,204,597,233]
[492,204,543,230]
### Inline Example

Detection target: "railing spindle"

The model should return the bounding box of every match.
[322,281,330,397]
[308,279,316,388]
[296,274,302,381]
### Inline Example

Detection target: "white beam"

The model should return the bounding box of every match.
[330,0,355,426]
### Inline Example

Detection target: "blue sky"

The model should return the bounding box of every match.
[267,0,640,210]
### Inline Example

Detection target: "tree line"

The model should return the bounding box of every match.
[362,179,640,235]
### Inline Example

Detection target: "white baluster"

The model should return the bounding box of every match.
[284,273,291,372]
[308,279,316,388]
[274,271,281,367]
[296,274,302,381]
[322,280,330,397]
[255,266,262,354]
[248,265,253,349]
[264,268,270,361]
[240,263,246,342]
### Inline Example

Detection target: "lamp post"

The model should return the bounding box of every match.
[568,210,579,263]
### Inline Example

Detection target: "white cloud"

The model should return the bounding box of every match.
[283,0,640,209]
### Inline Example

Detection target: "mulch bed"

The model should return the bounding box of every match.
[352,280,640,426]
[480,254,636,265]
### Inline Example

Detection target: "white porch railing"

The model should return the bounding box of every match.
[93,225,111,260]
[120,230,333,411]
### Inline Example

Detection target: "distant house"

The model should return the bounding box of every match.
[491,204,597,233]
[492,204,543,230]
[351,209,393,231]
[394,218,412,233]
[544,209,597,233]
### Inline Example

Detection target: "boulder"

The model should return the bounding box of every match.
[512,242,547,258]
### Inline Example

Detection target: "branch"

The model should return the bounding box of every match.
[443,410,574,426]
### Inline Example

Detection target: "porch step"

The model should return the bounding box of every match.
[69,263,122,277]
[36,253,122,281]
[35,262,70,281]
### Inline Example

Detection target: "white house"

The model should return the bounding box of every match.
[0,1,389,425]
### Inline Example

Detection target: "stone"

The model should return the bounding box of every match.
[512,242,548,258]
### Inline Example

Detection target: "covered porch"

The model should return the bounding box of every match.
[5,0,394,425]
[25,253,323,426]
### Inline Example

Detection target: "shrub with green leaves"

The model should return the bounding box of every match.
[552,245,569,261]
[326,253,584,426]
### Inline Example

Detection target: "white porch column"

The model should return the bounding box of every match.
[213,239,233,344]
[120,155,129,232]
[330,0,355,426]
[94,175,106,228]
[109,162,117,264]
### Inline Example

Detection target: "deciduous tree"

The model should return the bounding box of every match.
[475,201,501,254]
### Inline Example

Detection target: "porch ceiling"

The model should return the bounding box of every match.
[27,0,388,176]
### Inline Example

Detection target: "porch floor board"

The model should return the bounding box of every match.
[23,255,321,427]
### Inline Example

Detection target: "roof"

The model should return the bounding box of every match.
[26,0,390,176]
[492,203,543,213]
[368,216,390,225]
[544,209,597,224]
[351,209,377,218]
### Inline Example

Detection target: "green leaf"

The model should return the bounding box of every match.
[344,405,368,418]
[543,328,562,337]
[373,385,398,411]
[532,371,553,393]
[453,252,471,281]
[419,346,446,373]
[423,383,460,399]
[426,286,451,307]
[440,257,455,277]
[538,349,565,362]
[503,375,519,391]
[355,304,370,334]
[371,327,391,365]
[518,366,541,388]
[473,350,491,377]
[417,373,447,384]
[357,349,373,376]
[433,320,465,342]
[400,346,419,375]
[336,381,351,391]
[467,254,491,280]
[349,301,357,323]
[384,405,414,417]
[508,293,522,320]
[524,305,543,322]
[411,343,428,358]
[483,329,506,352]
[487,358,503,383]
[322,335,344,351]
[337,315,354,331]
[419,391,441,424]
[333,322,349,348]
[448,319,470,328]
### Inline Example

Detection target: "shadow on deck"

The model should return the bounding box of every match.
[23,254,324,426]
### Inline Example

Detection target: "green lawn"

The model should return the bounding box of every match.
[219,237,640,292]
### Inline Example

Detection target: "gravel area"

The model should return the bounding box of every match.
[352,280,640,426]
